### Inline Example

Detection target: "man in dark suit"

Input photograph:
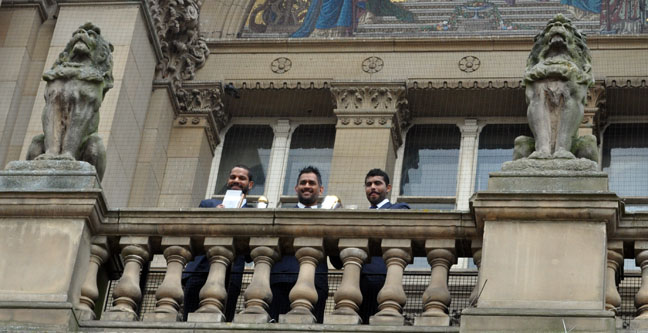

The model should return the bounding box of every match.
[183,165,254,321]
[270,166,329,323]
[360,168,409,323]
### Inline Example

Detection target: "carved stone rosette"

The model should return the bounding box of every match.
[330,83,410,149]
[147,0,209,88]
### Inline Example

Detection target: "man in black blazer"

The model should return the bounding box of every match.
[183,165,254,321]
[269,166,329,323]
[360,168,410,323]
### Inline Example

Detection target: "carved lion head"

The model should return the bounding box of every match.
[43,22,114,96]
[525,15,593,86]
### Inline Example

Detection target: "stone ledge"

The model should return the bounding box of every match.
[81,320,460,332]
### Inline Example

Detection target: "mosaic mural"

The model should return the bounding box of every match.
[240,0,647,37]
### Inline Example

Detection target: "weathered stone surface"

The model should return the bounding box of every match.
[25,22,114,181]
[461,308,615,332]
[500,157,599,173]
[0,160,100,190]
[369,314,406,325]
[413,316,450,326]
[141,312,180,322]
[279,312,316,324]
[487,172,608,192]
[323,313,363,325]
[186,311,225,323]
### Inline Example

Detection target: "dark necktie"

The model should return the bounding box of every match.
[370,206,377,209]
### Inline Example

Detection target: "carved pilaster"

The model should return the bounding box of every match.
[175,84,230,151]
[330,83,409,150]
[582,82,606,138]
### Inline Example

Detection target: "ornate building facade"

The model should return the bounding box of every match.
[0,0,647,332]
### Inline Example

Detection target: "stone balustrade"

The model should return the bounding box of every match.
[71,208,476,328]
[8,187,648,331]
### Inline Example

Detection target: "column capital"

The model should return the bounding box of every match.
[174,83,229,152]
[458,118,482,136]
[273,119,292,136]
[330,82,407,112]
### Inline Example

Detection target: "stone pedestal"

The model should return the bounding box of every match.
[463,168,620,332]
[0,160,105,331]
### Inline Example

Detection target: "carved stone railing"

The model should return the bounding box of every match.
[7,186,648,331]
[77,208,476,329]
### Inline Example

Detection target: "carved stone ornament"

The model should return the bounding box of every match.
[26,22,114,181]
[147,0,209,88]
[176,87,230,130]
[331,86,406,110]
[271,57,292,74]
[362,57,384,74]
[458,56,480,73]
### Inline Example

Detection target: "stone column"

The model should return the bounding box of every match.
[280,238,324,324]
[605,241,623,313]
[369,239,412,325]
[325,239,369,325]
[143,237,192,322]
[633,241,648,328]
[157,115,216,207]
[19,3,157,207]
[328,83,409,207]
[468,240,483,306]
[455,119,482,210]
[415,239,457,326]
[188,237,235,323]
[234,237,280,323]
[76,237,110,321]
[103,237,151,321]
[264,120,293,207]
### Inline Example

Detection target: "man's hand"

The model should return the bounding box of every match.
[217,204,225,208]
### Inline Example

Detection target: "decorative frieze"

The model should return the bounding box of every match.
[362,57,384,74]
[458,56,481,73]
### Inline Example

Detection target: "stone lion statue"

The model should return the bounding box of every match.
[27,22,114,180]
[514,14,596,162]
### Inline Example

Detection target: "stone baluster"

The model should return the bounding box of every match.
[634,241,648,324]
[102,237,150,321]
[415,239,457,326]
[76,236,109,320]
[605,241,623,313]
[234,237,280,323]
[188,237,235,323]
[325,239,369,325]
[468,240,483,306]
[280,238,324,324]
[369,239,412,325]
[142,237,192,322]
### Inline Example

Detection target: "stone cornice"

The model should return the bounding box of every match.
[208,35,648,53]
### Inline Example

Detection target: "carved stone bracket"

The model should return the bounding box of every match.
[175,83,230,152]
[585,82,606,138]
[147,0,209,88]
[330,83,410,149]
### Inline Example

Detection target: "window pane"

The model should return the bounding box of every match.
[283,125,336,194]
[475,124,532,191]
[215,125,273,195]
[603,123,648,197]
[401,124,461,196]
